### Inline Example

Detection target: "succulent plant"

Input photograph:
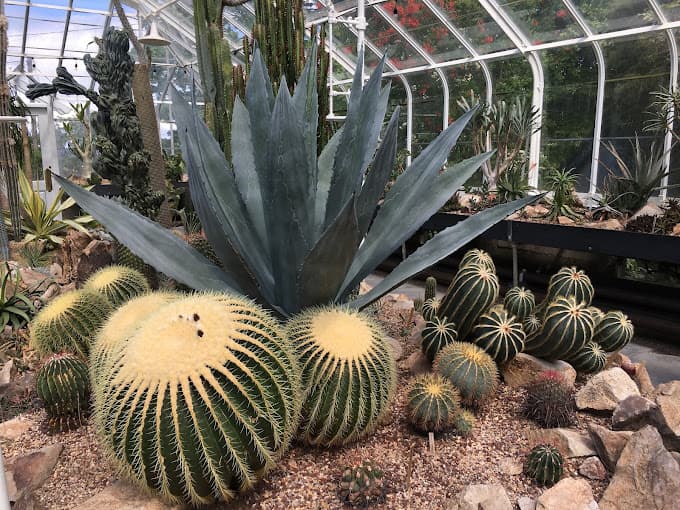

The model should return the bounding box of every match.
[55,44,538,318]
[422,296,441,322]
[421,315,458,363]
[434,342,499,407]
[588,306,605,327]
[525,296,595,361]
[114,241,157,287]
[30,290,113,357]
[504,286,535,321]
[459,248,495,272]
[567,341,607,374]
[594,310,634,352]
[544,266,594,310]
[93,293,300,507]
[471,305,525,364]
[83,265,150,307]
[36,352,90,431]
[525,445,564,486]
[438,263,499,341]
[453,409,476,437]
[522,314,542,340]
[424,276,437,302]
[413,297,424,314]
[187,233,222,267]
[407,373,461,432]
[339,461,384,507]
[287,306,396,446]
[523,370,575,428]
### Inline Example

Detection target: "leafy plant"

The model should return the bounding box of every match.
[63,101,93,179]
[53,47,539,317]
[497,159,533,202]
[542,168,581,221]
[18,242,51,268]
[0,263,35,330]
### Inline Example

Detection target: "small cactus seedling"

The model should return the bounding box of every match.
[434,342,499,407]
[453,409,476,437]
[523,370,575,428]
[339,461,384,507]
[407,373,461,432]
[83,264,150,307]
[421,315,458,363]
[525,445,564,486]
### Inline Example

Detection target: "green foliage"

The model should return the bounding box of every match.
[542,168,581,221]
[83,265,150,307]
[471,305,526,364]
[453,409,476,438]
[339,461,385,507]
[407,373,461,433]
[497,159,533,202]
[523,370,575,428]
[434,342,499,407]
[93,293,300,506]
[36,352,90,431]
[421,315,458,363]
[594,310,634,352]
[459,248,495,272]
[568,341,607,374]
[504,286,535,321]
[525,445,564,486]
[164,152,185,182]
[0,263,35,330]
[30,290,113,357]
[287,306,396,446]
[18,242,51,268]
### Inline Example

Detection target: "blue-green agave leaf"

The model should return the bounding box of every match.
[314,126,344,234]
[349,195,543,309]
[292,40,319,187]
[53,175,236,292]
[246,47,275,183]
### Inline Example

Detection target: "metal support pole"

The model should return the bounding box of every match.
[512,243,518,287]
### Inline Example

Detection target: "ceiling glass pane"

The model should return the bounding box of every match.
[330,22,380,73]
[447,62,486,166]
[498,1,585,44]
[72,0,111,12]
[659,0,680,21]
[571,0,657,33]
[366,5,428,70]
[407,71,445,155]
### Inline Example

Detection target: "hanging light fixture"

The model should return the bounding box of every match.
[139,18,171,47]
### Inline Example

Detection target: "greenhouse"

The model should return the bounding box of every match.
[0,0,679,509]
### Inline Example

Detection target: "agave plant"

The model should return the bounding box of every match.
[54,46,539,317]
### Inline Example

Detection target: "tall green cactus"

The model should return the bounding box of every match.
[93,293,301,506]
[424,276,437,302]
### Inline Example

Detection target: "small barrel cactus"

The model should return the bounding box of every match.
[523,370,575,428]
[114,241,157,286]
[93,293,300,507]
[407,373,461,433]
[471,305,526,364]
[453,409,476,437]
[36,352,90,431]
[339,461,384,507]
[523,314,542,340]
[287,306,397,447]
[422,297,440,322]
[84,265,150,307]
[589,306,605,327]
[544,266,594,308]
[504,286,535,321]
[568,341,607,374]
[424,276,437,302]
[525,445,564,486]
[30,290,113,357]
[459,248,495,272]
[421,315,458,363]
[594,310,634,352]
[434,342,499,407]
[187,234,222,267]
[439,263,499,341]
[525,295,595,361]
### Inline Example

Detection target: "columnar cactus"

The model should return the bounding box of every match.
[568,341,607,374]
[459,248,495,272]
[504,286,535,321]
[523,314,542,340]
[287,306,397,447]
[525,296,595,361]
[406,373,461,432]
[545,266,594,308]
[84,265,150,307]
[434,342,499,407]
[422,297,440,322]
[421,315,458,363]
[438,263,499,341]
[471,305,526,364]
[594,310,634,352]
[93,293,300,507]
[525,445,564,486]
[30,290,113,357]
[36,352,90,431]
[424,276,437,302]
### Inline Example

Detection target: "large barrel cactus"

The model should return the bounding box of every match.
[568,341,607,374]
[93,293,300,507]
[545,266,594,307]
[504,286,535,321]
[30,290,113,357]
[287,306,396,447]
[525,296,595,361]
[471,305,525,364]
[438,263,499,341]
[459,248,495,272]
[406,373,461,433]
[36,352,90,431]
[421,315,458,363]
[593,310,634,352]
[84,264,150,307]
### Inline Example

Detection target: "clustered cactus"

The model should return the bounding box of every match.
[434,342,499,407]
[523,370,575,428]
[504,286,535,321]
[525,445,564,486]
[568,340,607,374]
[406,373,461,432]
[83,265,150,307]
[421,315,458,363]
[339,461,384,507]
[471,305,525,364]
[594,310,634,352]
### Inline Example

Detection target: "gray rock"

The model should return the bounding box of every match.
[633,362,655,397]
[499,457,523,475]
[450,484,513,510]
[75,481,182,510]
[575,367,640,411]
[500,353,576,389]
[612,395,657,431]
[527,428,595,458]
[599,426,680,510]
[578,456,607,480]
[652,380,680,450]
[518,496,537,510]
[0,359,14,396]
[0,416,33,441]
[386,337,404,361]
[6,444,63,502]
[401,350,430,376]
[588,423,633,472]
[536,477,597,510]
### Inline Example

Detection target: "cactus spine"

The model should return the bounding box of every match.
[83,265,150,307]
[459,248,495,272]
[504,286,535,321]
[471,305,526,364]
[36,353,90,431]
[523,314,542,340]
[407,373,461,432]
[525,445,564,486]
[434,342,499,407]
[424,276,437,302]
[93,293,300,506]
[422,297,440,322]
[594,310,634,352]
[545,266,594,308]
[421,315,458,363]
[340,461,384,506]
[568,341,607,374]
[453,409,476,437]
[30,290,113,357]
[287,306,396,446]
[438,263,499,341]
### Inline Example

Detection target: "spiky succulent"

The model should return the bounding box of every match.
[30,290,113,357]
[523,370,575,428]
[525,445,564,486]
[453,409,476,437]
[544,266,594,309]
[421,315,458,363]
[594,310,634,352]
[114,241,157,287]
[55,45,537,317]
[471,305,525,364]
[567,341,607,374]
[287,306,396,446]
[523,314,542,340]
[93,293,300,507]
[589,306,605,327]
[83,265,150,307]
[424,276,437,302]
[434,342,499,407]
[504,286,535,321]
[339,461,384,507]
[407,373,461,432]
[36,352,90,431]
[459,248,495,272]
[413,297,424,314]
[422,297,440,322]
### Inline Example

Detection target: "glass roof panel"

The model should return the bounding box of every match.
[571,0,658,33]
[498,1,585,44]
[366,5,428,69]
[658,0,680,21]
